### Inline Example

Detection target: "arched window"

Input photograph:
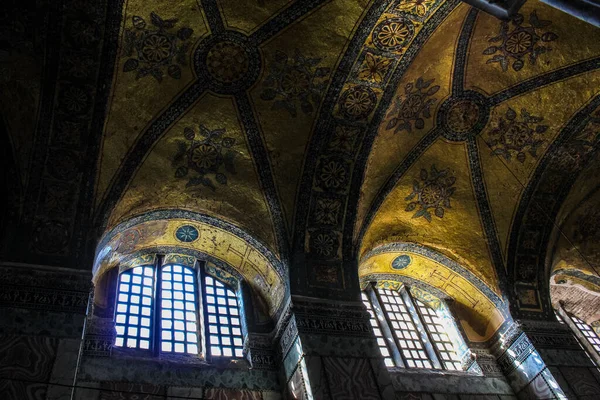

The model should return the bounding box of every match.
[570,316,600,356]
[362,282,464,370]
[113,259,244,359]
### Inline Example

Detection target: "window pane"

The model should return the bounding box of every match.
[361,291,398,367]
[204,275,243,358]
[415,300,462,370]
[375,288,433,368]
[114,266,155,350]
[571,315,600,355]
[160,265,199,355]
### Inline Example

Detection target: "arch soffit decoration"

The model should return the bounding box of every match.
[359,242,506,342]
[93,210,287,318]
[507,97,600,319]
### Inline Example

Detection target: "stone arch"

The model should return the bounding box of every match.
[358,242,507,342]
[507,96,600,319]
[93,209,288,321]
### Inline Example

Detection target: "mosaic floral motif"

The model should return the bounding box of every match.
[172,124,236,191]
[395,0,436,18]
[487,108,548,163]
[60,86,90,114]
[358,53,393,84]
[260,49,330,117]
[122,12,193,81]
[317,158,351,191]
[405,165,456,222]
[372,17,415,52]
[550,119,600,172]
[310,231,339,258]
[206,41,249,83]
[313,197,342,225]
[327,125,360,153]
[386,77,439,133]
[339,85,377,120]
[483,10,558,72]
[175,225,199,242]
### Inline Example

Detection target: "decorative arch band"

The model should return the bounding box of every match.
[93,210,288,317]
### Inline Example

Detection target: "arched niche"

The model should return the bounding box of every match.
[359,242,507,342]
[92,210,288,322]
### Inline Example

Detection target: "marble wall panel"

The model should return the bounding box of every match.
[98,382,165,399]
[0,334,58,399]
[391,371,514,395]
[322,357,381,400]
[78,357,280,391]
[558,367,600,397]
[46,338,82,400]
[0,308,85,338]
[304,356,329,400]
[204,387,263,399]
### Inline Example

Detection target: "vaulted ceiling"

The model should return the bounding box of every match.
[2,0,600,322]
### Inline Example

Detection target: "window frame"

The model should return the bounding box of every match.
[362,282,468,372]
[556,305,600,367]
[112,255,246,362]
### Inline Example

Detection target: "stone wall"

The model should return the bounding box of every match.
[4,263,600,399]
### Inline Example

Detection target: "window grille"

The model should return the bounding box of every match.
[204,276,244,358]
[415,300,462,370]
[377,288,432,368]
[571,316,600,355]
[361,292,396,367]
[362,283,465,371]
[160,265,199,354]
[113,259,244,360]
[114,265,154,350]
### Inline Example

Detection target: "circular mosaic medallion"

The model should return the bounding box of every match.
[206,41,249,83]
[339,85,377,120]
[194,32,261,94]
[437,91,490,142]
[372,17,415,52]
[445,100,480,133]
[175,225,199,242]
[392,255,412,270]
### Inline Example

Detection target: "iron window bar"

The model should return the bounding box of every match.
[112,257,244,361]
[363,282,465,371]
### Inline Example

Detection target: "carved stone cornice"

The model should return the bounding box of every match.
[496,332,533,374]
[0,264,91,314]
[291,296,372,337]
[83,316,115,357]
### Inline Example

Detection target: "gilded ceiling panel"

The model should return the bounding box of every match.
[354,0,600,308]
[95,0,209,206]
[360,138,499,294]
[355,3,468,238]
[219,0,291,35]
[465,1,600,95]
[106,93,278,254]
[252,0,371,231]
[359,249,504,342]
[475,135,521,262]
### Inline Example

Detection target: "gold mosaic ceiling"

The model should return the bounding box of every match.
[89,0,600,314]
